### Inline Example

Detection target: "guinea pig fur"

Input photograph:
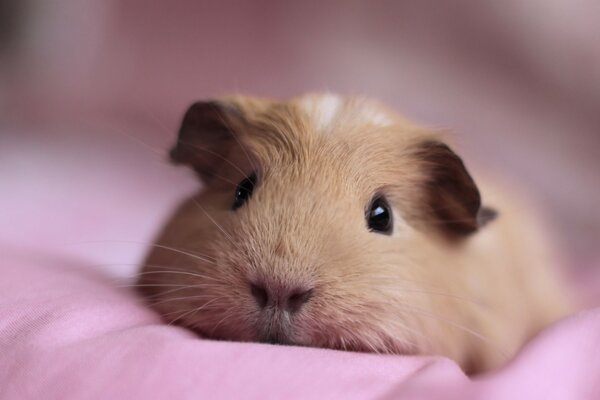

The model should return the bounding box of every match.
[137,93,571,374]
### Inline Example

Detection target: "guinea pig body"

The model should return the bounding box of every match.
[138,93,570,373]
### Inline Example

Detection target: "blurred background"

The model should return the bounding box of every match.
[1,1,598,302]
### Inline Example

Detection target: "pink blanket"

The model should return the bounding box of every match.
[1,248,599,399]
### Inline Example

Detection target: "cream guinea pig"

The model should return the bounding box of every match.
[137,93,570,374]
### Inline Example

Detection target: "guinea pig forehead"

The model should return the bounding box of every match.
[344,130,420,177]
[239,105,418,189]
[243,128,335,176]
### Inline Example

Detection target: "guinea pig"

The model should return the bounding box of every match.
[137,93,571,374]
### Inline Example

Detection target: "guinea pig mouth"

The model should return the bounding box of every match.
[258,330,293,345]
[256,315,296,346]
[188,318,297,346]
[191,323,415,356]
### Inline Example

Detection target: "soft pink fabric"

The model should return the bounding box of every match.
[1,248,599,400]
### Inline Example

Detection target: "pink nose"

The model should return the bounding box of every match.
[250,282,313,313]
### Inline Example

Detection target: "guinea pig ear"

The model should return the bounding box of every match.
[414,140,497,237]
[170,100,246,181]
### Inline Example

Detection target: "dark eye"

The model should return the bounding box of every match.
[233,173,257,210]
[366,196,393,234]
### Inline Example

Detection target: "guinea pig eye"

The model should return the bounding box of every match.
[232,173,257,210]
[366,196,393,235]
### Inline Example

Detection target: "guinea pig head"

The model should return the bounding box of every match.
[140,94,495,364]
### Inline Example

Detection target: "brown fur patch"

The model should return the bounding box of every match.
[412,140,482,237]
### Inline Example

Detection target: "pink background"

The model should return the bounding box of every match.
[1,2,600,399]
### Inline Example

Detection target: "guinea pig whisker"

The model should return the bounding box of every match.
[139,288,198,302]
[107,124,166,159]
[409,215,493,225]
[106,122,254,193]
[358,282,488,309]
[122,283,193,287]
[149,294,220,307]
[398,303,509,359]
[334,273,456,294]
[351,266,492,307]
[165,298,223,325]
[119,283,206,289]
[333,269,423,282]
[69,240,217,264]
[133,106,251,176]
[145,244,217,264]
[209,172,244,187]
[379,320,422,351]
[183,141,248,178]
[404,200,499,225]
[108,122,253,189]
[141,285,220,301]
[176,144,260,188]
[160,297,224,317]
[136,263,220,274]
[86,263,221,284]
[212,110,259,173]
[139,108,257,185]
[133,280,223,295]
[339,336,348,351]
[308,302,423,353]
[118,283,222,298]
[380,319,427,350]
[208,306,239,338]
[132,264,224,278]
[136,270,222,281]
[365,341,380,355]
[192,200,243,252]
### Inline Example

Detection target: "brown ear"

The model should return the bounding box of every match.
[170,100,245,182]
[414,141,496,237]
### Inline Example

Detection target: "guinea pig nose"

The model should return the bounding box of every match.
[285,288,314,313]
[250,283,269,309]
[250,282,313,312]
